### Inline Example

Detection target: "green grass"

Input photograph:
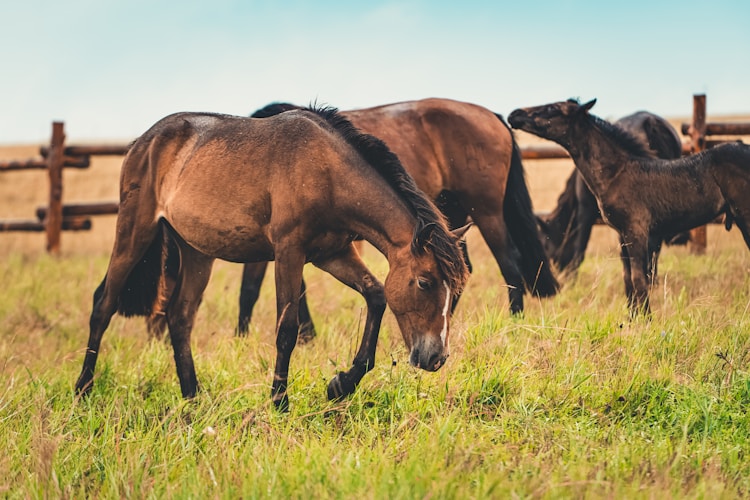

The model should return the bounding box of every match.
[1,232,750,498]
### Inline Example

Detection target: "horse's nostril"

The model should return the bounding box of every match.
[427,352,448,371]
[409,348,420,368]
[426,352,440,370]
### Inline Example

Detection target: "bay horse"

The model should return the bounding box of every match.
[75,106,469,411]
[509,98,750,315]
[538,111,688,275]
[229,98,559,339]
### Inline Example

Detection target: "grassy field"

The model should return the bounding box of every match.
[1,125,750,498]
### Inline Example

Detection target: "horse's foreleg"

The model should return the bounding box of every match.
[622,235,651,316]
[271,250,306,412]
[313,246,386,400]
[166,246,214,398]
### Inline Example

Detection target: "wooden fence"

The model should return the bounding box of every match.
[1,94,748,253]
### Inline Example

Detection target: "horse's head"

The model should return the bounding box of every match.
[508,98,597,144]
[384,224,469,372]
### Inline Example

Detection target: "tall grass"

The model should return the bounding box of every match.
[1,227,749,498]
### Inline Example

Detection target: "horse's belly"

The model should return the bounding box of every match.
[165,211,273,262]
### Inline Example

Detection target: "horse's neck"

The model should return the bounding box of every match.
[566,121,630,196]
[341,178,416,258]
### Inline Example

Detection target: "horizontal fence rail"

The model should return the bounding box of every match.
[1,94,747,253]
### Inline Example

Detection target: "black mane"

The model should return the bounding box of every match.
[250,102,300,118]
[571,99,654,158]
[306,105,468,293]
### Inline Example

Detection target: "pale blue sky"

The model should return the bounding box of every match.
[1,0,748,143]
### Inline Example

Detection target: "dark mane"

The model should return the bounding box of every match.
[571,99,654,158]
[250,102,300,118]
[305,105,468,293]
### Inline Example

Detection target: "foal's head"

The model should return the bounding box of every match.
[385,223,470,372]
[508,98,597,144]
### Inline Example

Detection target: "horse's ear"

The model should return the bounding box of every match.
[581,99,597,113]
[415,223,437,251]
[451,222,473,240]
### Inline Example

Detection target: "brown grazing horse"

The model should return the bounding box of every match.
[230,98,559,338]
[538,111,687,275]
[75,106,468,411]
[509,98,750,315]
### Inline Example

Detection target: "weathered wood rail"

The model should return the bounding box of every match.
[1,94,747,253]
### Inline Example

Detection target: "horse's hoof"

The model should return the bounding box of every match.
[297,321,317,345]
[74,377,94,397]
[272,393,290,413]
[327,372,354,401]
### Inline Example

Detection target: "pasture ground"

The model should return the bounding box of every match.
[1,119,750,498]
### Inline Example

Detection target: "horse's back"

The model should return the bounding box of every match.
[122,110,362,262]
[615,111,682,160]
[344,98,513,199]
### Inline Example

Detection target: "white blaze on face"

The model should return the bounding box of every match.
[440,281,451,346]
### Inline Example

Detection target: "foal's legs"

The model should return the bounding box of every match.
[75,223,160,395]
[164,242,214,398]
[620,233,651,316]
[313,245,386,400]
[270,247,306,411]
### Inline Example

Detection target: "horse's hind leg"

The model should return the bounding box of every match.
[435,191,471,312]
[450,239,472,313]
[75,277,116,395]
[75,221,161,395]
[618,236,636,311]
[237,262,268,336]
[165,241,214,398]
[472,213,525,314]
[647,237,663,286]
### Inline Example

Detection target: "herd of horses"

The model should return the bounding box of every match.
[74,97,750,410]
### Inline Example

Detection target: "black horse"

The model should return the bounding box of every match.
[537,111,687,275]
[509,98,750,315]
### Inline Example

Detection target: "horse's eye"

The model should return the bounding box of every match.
[416,277,433,291]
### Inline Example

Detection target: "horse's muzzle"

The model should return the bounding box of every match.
[409,347,449,372]
[507,109,530,129]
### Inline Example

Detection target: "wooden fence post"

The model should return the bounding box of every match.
[45,121,65,254]
[688,94,707,254]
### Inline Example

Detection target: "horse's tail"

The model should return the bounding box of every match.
[498,114,560,297]
[117,221,179,320]
[539,171,583,271]
[146,226,181,338]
